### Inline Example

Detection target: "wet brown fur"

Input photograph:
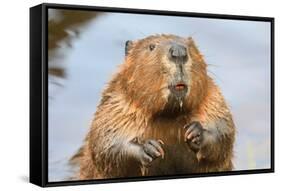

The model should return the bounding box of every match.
[71,34,235,179]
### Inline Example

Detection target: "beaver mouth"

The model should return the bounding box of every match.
[174,83,187,91]
[169,82,188,96]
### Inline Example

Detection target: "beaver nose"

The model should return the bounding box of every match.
[169,44,187,63]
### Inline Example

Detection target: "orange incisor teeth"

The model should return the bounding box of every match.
[175,84,185,90]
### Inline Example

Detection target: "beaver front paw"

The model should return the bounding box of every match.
[184,121,205,152]
[133,139,165,167]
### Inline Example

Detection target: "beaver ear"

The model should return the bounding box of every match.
[125,40,133,56]
[187,37,194,45]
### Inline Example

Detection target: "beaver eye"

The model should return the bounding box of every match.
[149,44,156,51]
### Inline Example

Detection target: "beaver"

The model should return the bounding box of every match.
[71,34,236,180]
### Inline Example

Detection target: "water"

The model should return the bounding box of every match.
[48,9,271,182]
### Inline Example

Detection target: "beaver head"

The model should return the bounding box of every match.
[116,34,208,117]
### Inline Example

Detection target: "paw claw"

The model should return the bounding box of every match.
[183,122,204,152]
[137,139,165,166]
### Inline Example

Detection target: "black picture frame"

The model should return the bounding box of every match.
[30,3,275,187]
